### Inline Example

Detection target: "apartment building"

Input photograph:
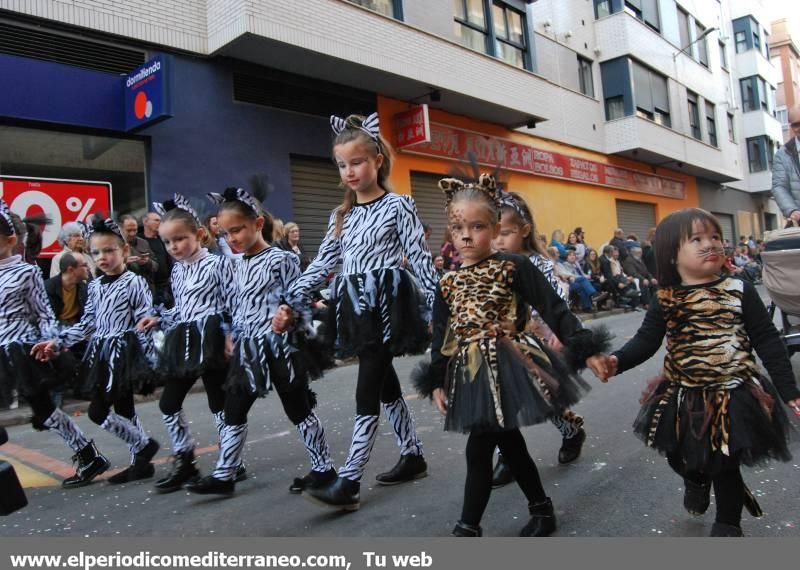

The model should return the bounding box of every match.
[770,18,800,144]
[0,0,787,252]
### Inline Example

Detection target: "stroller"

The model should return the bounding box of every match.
[761,226,800,356]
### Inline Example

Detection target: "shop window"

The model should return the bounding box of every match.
[346,0,401,19]
[687,91,701,140]
[706,101,717,147]
[453,0,530,70]
[578,56,594,97]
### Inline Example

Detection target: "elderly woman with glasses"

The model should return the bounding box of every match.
[50,222,95,278]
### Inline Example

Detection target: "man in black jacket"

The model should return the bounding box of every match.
[600,245,640,309]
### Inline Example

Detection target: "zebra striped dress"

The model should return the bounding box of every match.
[0,255,58,405]
[58,271,156,400]
[225,247,325,397]
[157,248,234,379]
[287,192,438,357]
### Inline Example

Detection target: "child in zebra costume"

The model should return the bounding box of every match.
[185,187,335,496]
[0,199,109,488]
[136,194,245,493]
[490,191,589,488]
[33,218,160,484]
[412,174,610,537]
[275,113,438,511]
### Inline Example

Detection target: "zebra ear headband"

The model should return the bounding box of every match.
[330,112,380,141]
[152,193,202,226]
[90,218,124,241]
[207,187,261,216]
[496,189,529,223]
[439,173,499,209]
[0,198,15,236]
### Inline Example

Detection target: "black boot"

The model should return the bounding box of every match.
[558,428,586,464]
[108,439,160,485]
[62,441,110,489]
[305,476,360,511]
[491,456,514,488]
[519,498,557,537]
[185,474,235,496]
[710,522,743,537]
[235,464,248,483]
[289,467,337,494]
[154,450,200,494]
[683,477,711,516]
[743,483,763,518]
[375,454,428,486]
[452,521,482,537]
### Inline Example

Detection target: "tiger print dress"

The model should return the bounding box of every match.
[286,192,438,358]
[156,248,234,380]
[614,277,798,475]
[415,252,605,434]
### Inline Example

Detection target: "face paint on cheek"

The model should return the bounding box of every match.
[696,246,725,258]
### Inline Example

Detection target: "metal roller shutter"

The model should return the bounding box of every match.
[410,171,449,253]
[289,157,342,255]
[616,199,656,243]
[713,212,735,245]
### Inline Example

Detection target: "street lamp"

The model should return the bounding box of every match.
[672,27,717,60]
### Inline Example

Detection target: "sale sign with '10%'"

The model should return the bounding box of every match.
[0,176,112,258]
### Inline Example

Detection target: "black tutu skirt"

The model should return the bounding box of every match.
[326,268,431,358]
[440,336,589,434]
[0,342,58,406]
[159,315,227,380]
[225,330,333,398]
[80,331,157,402]
[632,375,793,475]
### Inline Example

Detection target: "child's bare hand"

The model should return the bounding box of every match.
[586,354,617,382]
[224,335,234,360]
[136,316,159,331]
[432,388,448,415]
[787,398,800,417]
[547,335,564,352]
[31,340,58,362]
[272,304,294,334]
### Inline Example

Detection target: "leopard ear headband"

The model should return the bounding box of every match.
[438,173,499,209]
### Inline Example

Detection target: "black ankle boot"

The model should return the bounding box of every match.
[108,439,160,485]
[452,521,482,537]
[558,428,586,464]
[289,467,337,494]
[234,464,248,482]
[375,454,428,485]
[520,498,557,537]
[491,456,514,488]
[154,450,199,493]
[63,441,110,489]
[710,522,743,537]
[743,484,763,518]
[683,477,711,516]
[185,474,235,496]
[305,476,360,511]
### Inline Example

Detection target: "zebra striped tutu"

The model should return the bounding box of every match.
[79,331,157,401]
[159,314,227,380]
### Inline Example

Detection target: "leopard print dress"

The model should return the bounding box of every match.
[425,252,592,434]
[616,277,795,475]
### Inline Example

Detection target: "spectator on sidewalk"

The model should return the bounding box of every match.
[277,222,311,272]
[566,231,585,263]
[549,229,568,261]
[622,246,657,309]
[50,222,95,278]
[771,106,800,224]
[559,250,605,312]
[600,245,639,309]
[140,211,173,307]
[610,228,629,261]
[119,214,157,287]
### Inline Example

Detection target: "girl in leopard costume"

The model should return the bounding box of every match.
[606,208,800,537]
[413,173,610,537]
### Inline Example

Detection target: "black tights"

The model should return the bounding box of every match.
[461,429,547,526]
[158,368,227,416]
[28,387,56,430]
[668,453,744,526]
[355,344,403,416]
[87,390,135,425]
[224,387,314,427]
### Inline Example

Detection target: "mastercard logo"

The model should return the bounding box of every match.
[134,91,153,120]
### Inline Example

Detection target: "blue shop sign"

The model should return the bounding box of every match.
[124,55,173,131]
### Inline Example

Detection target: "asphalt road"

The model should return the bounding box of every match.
[1,309,798,537]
